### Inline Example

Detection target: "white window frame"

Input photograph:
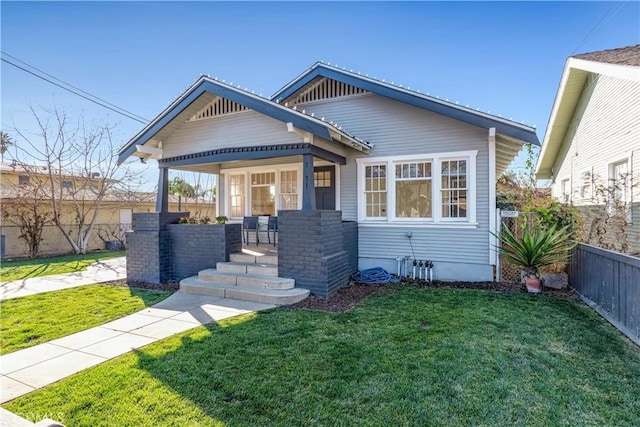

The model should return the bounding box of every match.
[228,173,246,219]
[363,163,388,220]
[580,170,593,200]
[356,150,477,227]
[223,164,302,219]
[608,158,632,223]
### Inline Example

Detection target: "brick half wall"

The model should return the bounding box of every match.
[127,213,241,283]
[278,210,358,298]
[168,223,242,280]
[126,212,187,283]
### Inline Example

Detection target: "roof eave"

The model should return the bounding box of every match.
[273,63,539,147]
[118,76,371,165]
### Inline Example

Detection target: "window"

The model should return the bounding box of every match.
[230,174,245,217]
[251,172,275,216]
[395,161,432,218]
[610,160,629,202]
[358,151,476,224]
[441,160,467,219]
[364,164,387,218]
[18,175,29,186]
[608,159,631,221]
[560,178,570,203]
[314,170,331,188]
[280,170,298,210]
[580,171,592,199]
[62,180,74,190]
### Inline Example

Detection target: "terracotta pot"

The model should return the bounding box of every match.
[524,275,542,293]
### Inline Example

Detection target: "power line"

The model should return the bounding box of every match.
[1,52,149,124]
[573,1,629,54]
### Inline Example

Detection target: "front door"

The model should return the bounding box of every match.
[314,166,335,210]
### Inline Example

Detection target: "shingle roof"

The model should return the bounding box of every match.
[573,45,640,67]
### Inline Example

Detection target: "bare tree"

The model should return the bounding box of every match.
[0,176,53,258]
[10,106,142,254]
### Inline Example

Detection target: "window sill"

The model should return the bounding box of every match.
[358,221,479,229]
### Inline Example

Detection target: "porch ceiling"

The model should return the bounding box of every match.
[158,143,346,169]
[169,155,304,174]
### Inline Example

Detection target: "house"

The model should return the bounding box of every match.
[535,45,640,255]
[0,162,215,259]
[118,62,539,298]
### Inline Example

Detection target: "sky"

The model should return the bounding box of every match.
[2,1,639,190]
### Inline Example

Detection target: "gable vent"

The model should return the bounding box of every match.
[189,98,248,121]
[290,78,367,105]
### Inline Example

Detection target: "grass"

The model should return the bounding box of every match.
[4,286,640,426]
[0,250,126,282]
[0,284,171,355]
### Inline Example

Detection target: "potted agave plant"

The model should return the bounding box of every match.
[495,223,576,293]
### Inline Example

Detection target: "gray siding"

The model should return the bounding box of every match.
[163,110,302,158]
[300,94,493,268]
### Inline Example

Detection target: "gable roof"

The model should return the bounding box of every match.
[117,77,372,165]
[272,62,540,146]
[536,46,640,179]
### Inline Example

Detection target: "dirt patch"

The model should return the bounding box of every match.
[288,279,578,313]
[102,279,180,293]
[103,278,577,314]
[286,282,396,313]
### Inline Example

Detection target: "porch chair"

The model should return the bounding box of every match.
[243,216,259,245]
[267,216,278,246]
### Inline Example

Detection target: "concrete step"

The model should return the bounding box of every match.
[230,253,278,265]
[216,262,278,276]
[180,277,309,305]
[236,273,295,290]
[198,269,238,285]
[198,269,295,290]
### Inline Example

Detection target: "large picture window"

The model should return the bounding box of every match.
[395,161,432,218]
[358,151,476,225]
[251,172,275,216]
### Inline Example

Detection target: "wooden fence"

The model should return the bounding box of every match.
[569,243,640,345]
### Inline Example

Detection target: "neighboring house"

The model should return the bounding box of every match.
[118,62,538,293]
[0,162,215,258]
[536,45,640,255]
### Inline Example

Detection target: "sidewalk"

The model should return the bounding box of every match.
[1,293,274,405]
[1,257,127,301]
[0,259,276,425]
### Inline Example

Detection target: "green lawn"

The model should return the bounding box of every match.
[0,285,171,355]
[0,250,126,282]
[4,286,639,426]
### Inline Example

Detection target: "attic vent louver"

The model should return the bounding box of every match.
[289,78,367,105]
[189,98,248,121]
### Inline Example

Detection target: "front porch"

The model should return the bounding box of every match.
[126,210,359,301]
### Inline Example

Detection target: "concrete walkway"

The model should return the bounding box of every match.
[1,292,275,403]
[1,257,127,301]
[0,257,276,425]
